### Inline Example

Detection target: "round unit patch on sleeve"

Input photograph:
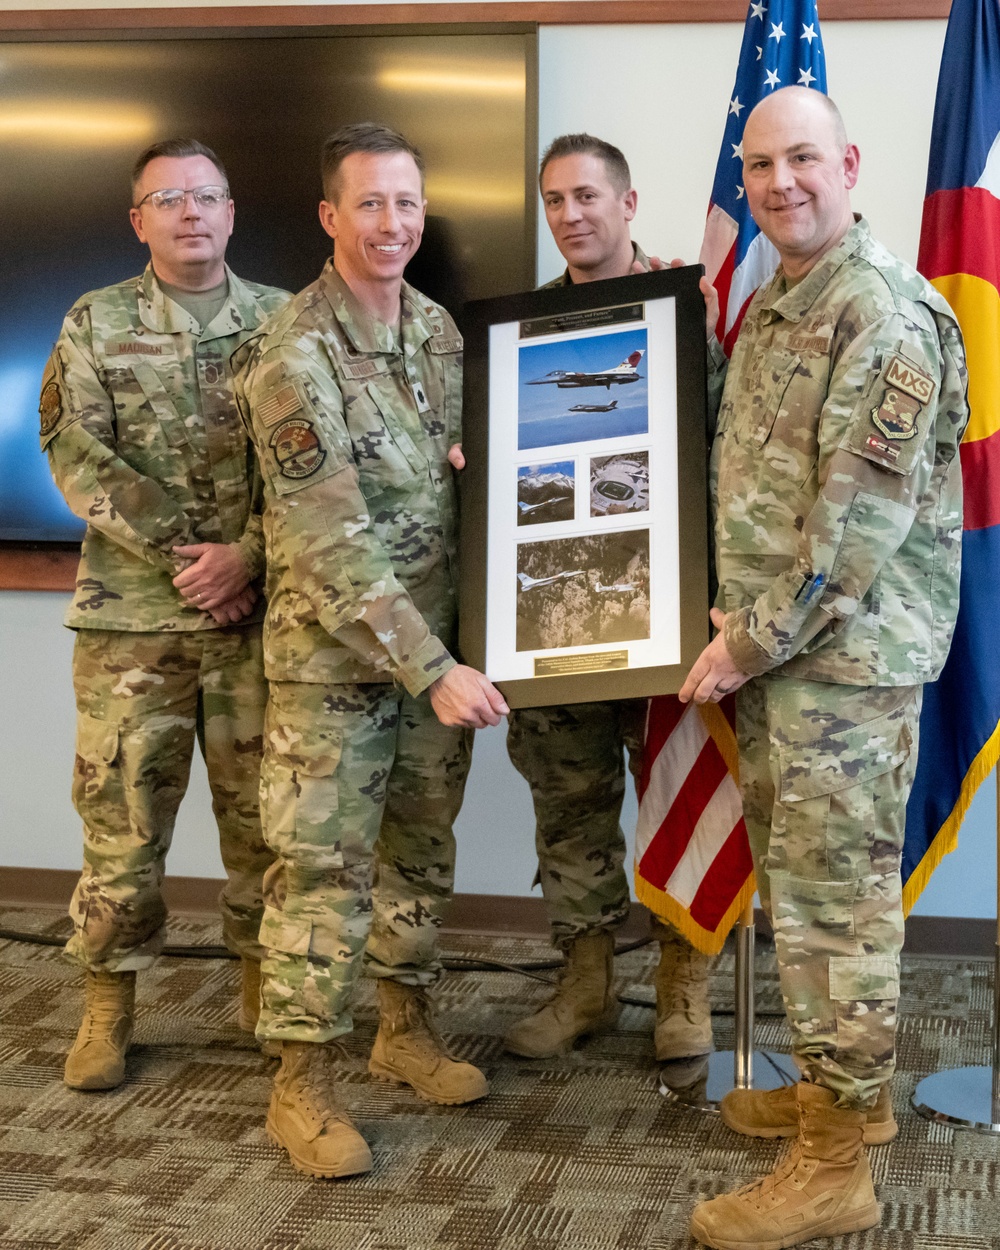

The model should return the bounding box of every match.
[270,417,327,479]
[39,380,62,437]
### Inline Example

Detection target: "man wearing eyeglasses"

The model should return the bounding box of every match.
[40,138,290,1092]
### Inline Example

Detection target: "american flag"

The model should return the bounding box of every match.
[634,0,828,955]
[702,0,828,352]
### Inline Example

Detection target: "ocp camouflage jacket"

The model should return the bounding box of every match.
[235,262,463,696]
[711,218,969,685]
[40,264,290,631]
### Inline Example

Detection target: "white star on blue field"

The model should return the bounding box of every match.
[517,327,649,451]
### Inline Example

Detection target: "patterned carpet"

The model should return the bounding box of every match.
[0,905,997,1250]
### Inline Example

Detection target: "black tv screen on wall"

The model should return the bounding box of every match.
[0,27,537,541]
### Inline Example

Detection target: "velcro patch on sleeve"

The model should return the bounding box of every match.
[843,347,938,476]
[269,417,327,480]
[257,383,303,428]
[39,378,62,437]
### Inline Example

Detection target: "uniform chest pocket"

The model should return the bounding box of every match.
[345,379,424,497]
[745,351,800,448]
[127,359,190,449]
[425,336,463,445]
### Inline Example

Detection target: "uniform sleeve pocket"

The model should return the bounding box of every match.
[779,710,912,802]
[75,713,120,766]
[829,954,900,1001]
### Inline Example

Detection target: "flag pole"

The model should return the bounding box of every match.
[911,762,1000,1134]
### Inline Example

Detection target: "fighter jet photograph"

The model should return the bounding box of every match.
[517,328,649,451]
[590,451,650,517]
[528,349,645,391]
[516,570,586,592]
[568,400,619,413]
[515,530,650,652]
[517,461,575,527]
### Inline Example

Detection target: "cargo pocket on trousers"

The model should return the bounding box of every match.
[73,713,120,805]
[259,746,344,871]
[829,953,900,1066]
[259,906,347,965]
[778,710,913,854]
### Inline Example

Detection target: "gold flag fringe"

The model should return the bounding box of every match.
[901,718,1000,916]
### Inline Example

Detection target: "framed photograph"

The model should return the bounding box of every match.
[460,265,710,709]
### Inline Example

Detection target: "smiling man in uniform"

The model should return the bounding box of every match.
[41,138,289,1091]
[680,88,969,1249]
[502,133,715,1075]
[238,122,508,1179]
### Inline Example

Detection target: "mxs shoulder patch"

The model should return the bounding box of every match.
[870,354,935,442]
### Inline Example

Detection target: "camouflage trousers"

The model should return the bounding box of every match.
[506,699,647,948]
[736,675,923,1109]
[256,681,473,1044]
[65,626,271,972]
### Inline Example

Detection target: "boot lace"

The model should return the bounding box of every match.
[286,1044,350,1126]
[392,991,453,1062]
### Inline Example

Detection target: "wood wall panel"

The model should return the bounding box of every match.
[0,1,951,33]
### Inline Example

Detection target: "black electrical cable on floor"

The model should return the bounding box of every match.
[0,925,787,1017]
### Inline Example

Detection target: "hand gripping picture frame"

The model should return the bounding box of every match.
[459,265,710,709]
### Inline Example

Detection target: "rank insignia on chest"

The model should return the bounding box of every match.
[270,417,327,479]
[39,380,62,436]
[870,354,934,441]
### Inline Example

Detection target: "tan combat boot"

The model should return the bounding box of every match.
[368,981,489,1105]
[266,1041,373,1178]
[238,957,261,1033]
[505,931,619,1058]
[690,1081,881,1250]
[64,970,136,1091]
[722,1079,897,1145]
[654,929,713,1061]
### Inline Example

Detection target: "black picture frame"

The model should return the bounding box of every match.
[459,264,710,709]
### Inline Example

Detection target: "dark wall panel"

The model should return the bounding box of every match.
[0,30,536,541]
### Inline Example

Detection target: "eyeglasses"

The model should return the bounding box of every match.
[134,185,230,212]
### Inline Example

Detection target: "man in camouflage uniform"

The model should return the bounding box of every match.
[680,89,968,1249]
[41,139,290,1091]
[503,134,714,1070]
[237,123,508,1179]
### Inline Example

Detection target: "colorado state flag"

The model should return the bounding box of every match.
[904,0,1000,907]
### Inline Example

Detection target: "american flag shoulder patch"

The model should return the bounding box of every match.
[257,384,303,428]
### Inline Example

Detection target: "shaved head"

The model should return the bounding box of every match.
[741,87,859,280]
[744,86,847,151]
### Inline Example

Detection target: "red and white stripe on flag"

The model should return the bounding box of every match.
[635,696,754,955]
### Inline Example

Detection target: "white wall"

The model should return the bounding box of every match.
[3,13,995,918]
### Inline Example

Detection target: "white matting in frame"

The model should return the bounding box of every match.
[485,296,680,683]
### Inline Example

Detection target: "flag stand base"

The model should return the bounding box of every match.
[658,906,797,1111]
[912,939,1000,1135]
[912,1066,1000,1134]
[659,1048,797,1111]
